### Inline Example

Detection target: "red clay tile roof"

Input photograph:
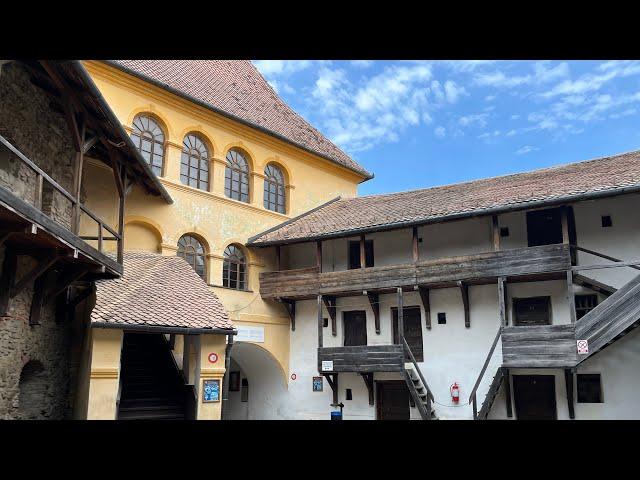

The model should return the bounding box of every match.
[91,251,233,332]
[248,149,640,245]
[107,60,371,179]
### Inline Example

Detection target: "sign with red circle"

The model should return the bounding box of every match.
[208,352,219,363]
[291,373,297,380]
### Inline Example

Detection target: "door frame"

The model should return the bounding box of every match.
[512,374,558,420]
[342,310,368,347]
[375,380,410,420]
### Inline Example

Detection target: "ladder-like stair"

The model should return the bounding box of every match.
[403,366,437,420]
[118,333,189,420]
[476,367,505,420]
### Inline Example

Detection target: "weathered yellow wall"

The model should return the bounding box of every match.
[197,335,227,420]
[85,329,123,420]
[81,60,365,384]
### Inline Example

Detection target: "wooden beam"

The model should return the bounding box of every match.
[82,134,99,155]
[117,170,126,265]
[275,245,281,271]
[49,268,88,298]
[360,373,374,406]
[412,226,419,262]
[565,368,575,420]
[0,251,18,316]
[498,276,507,326]
[10,252,59,298]
[323,296,337,336]
[316,241,322,273]
[567,269,577,324]
[69,285,94,308]
[317,294,324,350]
[458,280,470,328]
[0,231,14,249]
[492,214,500,251]
[503,368,513,418]
[418,286,431,329]
[561,206,570,245]
[367,292,380,334]
[30,270,55,325]
[397,287,404,344]
[360,234,366,269]
[282,299,296,331]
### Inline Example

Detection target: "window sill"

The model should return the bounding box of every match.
[209,284,254,293]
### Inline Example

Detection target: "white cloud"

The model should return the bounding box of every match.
[253,60,313,77]
[516,145,539,155]
[458,113,489,128]
[351,60,374,68]
[434,126,446,138]
[474,71,531,88]
[485,95,496,101]
[444,80,467,103]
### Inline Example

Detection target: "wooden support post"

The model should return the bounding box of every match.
[360,373,374,406]
[567,269,577,324]
[360,234,366,269]
[332,373,339,405]
[183,335,191,384]
[49,268,88,299]
[561,206,570,245]
[10,252,59,298]
[503,368,513,418]
[169,334,176,349]
[34,173,44,211]
[30,270,55,325]
[412,226,419,263]
[458,280,470,328]
[72,117,85,235]
[492,214,500,251]
[316,241,322,272]
[367,293,380,334]
[472,394,478,420]
[117,170,126,265]
[418,286,431,329]
[0,251,17,316]
[0,231,14,249]
[275,245,281,271]
[317,294,323,350]
[498,276,507,326]
[323,296,337,336]
[565,368,575,420]
[283,300,296,331]
[397,287,404,345]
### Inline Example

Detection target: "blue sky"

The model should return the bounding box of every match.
[252,60,640,196]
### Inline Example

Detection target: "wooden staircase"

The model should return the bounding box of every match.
[117,333,190,420]
[573,273,617,297]
[401,339,436,420]
[475,367,506,420]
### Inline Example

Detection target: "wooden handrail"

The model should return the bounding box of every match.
[402,337,434,402]
[79,204,120,239]
[468,326,502,404]
[570,244,640,271]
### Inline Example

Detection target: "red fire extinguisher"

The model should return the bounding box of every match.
[450,382,460,404]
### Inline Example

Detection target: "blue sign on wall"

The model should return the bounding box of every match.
[203,379,220,403]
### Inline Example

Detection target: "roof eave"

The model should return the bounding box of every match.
[91,321,236,336]
[102,60,373,181]
[247,183,640,247]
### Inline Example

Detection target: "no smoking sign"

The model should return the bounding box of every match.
[577,339,589,355]
[208,352,219,363]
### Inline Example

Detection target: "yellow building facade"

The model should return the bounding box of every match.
[80,60,369,408]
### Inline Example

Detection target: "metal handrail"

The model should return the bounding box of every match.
[402,337,434,402]
[468,326,502,404]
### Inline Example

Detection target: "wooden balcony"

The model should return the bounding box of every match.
[260,244,572,300]
[501,324,578,368]
[317,345,404,373]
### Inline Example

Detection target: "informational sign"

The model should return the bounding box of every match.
[236,325,265,343]
[291,373,297,381]
[313,376,323,392]
[203,379,220,403]
[577,339,589,355]
[321,360,334,372]
[207,352,219,364]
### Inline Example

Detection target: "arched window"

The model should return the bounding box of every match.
[223,245,247,290]
[177,234,206,280]
[224,149,250,203]
[181,134,209,190]
[130,114,165,176]
[263,163,286,213]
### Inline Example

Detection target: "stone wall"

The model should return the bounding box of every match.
[0,246,72,419]
[0,62,76,229]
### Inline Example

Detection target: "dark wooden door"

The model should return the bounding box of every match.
[343,310,367,346]
[513,375,557,420]
[526,207,563,247]
[348,240,374,269]
[377,381,410,420]
[392,307,423,362]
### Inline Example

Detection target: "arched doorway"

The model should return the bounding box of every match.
[17,360,48,419]
[223,342,288,420]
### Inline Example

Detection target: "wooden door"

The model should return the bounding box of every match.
[392,306,423,361]
[377,381,410,420]
[343,310,367,346]
[513,375,557,420]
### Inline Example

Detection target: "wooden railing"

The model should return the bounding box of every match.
[402,337,434,404]
[317,344,404,373]
[468,326,502,418]
[570,244,640,272]
[0,134,122,262]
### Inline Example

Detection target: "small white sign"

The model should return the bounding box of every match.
[321,360,334,372]
[577,339,589,355]
[236,326,265,343]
